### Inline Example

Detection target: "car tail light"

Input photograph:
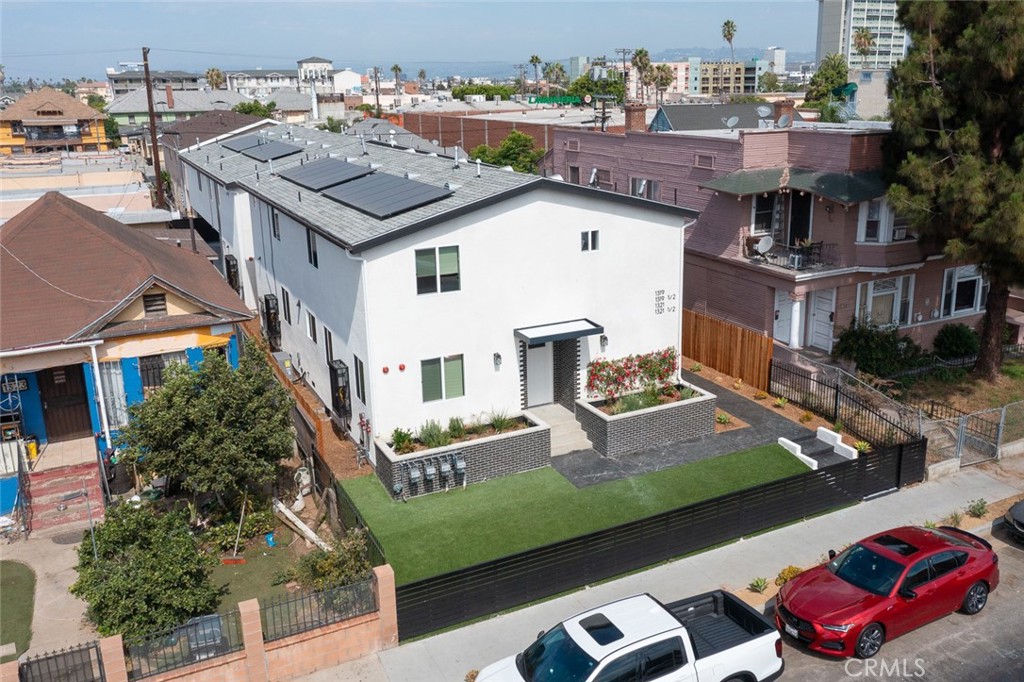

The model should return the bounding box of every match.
[993,554,999,565]
[775,637,783,658]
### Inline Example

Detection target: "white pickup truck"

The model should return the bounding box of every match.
[478,591,784,682]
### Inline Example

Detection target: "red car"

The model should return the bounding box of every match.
[775,526,999,659]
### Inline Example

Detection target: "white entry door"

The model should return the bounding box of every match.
[809,289,836,352]
[774,291,793,344]
[526,343,554,406]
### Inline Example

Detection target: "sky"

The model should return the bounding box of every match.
[1,1,819,82]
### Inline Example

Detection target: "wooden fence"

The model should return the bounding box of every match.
[682,309,772,391]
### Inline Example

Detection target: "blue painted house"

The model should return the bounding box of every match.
[0,192,252,468]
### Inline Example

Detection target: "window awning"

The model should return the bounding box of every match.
[514,318,604,345]
[700,168,886,205]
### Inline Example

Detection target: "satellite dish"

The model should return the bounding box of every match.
[755,236,774,257]
[724,116,740,128]
[431,139,439,146]
[778,114,792,128]
[756,105,772,118]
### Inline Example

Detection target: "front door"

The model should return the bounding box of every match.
[789,192,812,246]
[38,364,93,442]
[809,289,836,352]
[774,291,793,344]
[526,342,554,407]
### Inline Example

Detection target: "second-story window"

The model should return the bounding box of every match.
[415,246,460,294]
[751,194,779,235]
[271,210,281,240]
[306,227,319,268]
[306,312,317,343]
[281,288,292,324]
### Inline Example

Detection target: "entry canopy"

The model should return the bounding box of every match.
[514,318,604,345]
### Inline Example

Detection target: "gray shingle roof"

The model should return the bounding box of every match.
[653,103,805,132]
[106,89,250,115]
[181,126,696,252]
[266,88,312,112]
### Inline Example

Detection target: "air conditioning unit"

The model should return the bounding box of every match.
[224,254,240,294]
[262,294,281,351]
[788,253,803,269]
[893,227,908,241]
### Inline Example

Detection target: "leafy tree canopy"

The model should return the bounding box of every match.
[886,0,1024,379]
[232,100,276,119]
[316,116,347,133]
[70,505,217,640]
[117,344,294,504]
[471,130,545,174]
[451,84,516,101]
[86,94,106,111]
[104,118,120,145]
[804,52,849,103]
[567,72,625,104]
[758,72,781,93]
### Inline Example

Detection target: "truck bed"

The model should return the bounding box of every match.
[665,590,775,659]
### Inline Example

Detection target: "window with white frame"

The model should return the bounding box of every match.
[857,275,914,327]
[306,311,317,343]
[421,354,465,402]
[306,227,319,268]
[630,177,660,200]
[857,197,914,243]
[942,266,987,317]
[415,246,460,294]
[751,193,780,235]
[581,230,600,251]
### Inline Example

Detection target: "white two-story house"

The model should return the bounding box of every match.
[180,128,698,460]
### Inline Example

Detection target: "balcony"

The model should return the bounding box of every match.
[21,126,85,147]
[746,238,840,272]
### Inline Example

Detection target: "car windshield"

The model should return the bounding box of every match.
[827,543,904,596]
[518,624,597,682]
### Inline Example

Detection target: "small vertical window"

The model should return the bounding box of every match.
[307,312,317,343]
[281,288,292,324]
[581,230,599,251]
[306,227,319,268]
[272,210,281,240]
[568,166,580,184]
[324,326,333,363]
[354,355,366,402]
[864,199,881,241]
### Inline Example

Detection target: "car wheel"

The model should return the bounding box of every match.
[961,581,988,615]
[855,623,884,659]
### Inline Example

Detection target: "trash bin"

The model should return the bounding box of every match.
[24,436,38,463]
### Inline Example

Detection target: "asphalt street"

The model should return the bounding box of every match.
[777,528,1024,682]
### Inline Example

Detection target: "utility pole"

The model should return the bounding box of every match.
[142,47,165,209]
[373,67,382,117]
[514,64,527,98]
[615,48,633,101]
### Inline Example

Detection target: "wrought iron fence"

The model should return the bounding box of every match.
[124,611,244,680]
[19,641,105,682]
[891,342,1024,380]
[335,481,386,567]
[921,400,1024,466]
[260,576,377,642]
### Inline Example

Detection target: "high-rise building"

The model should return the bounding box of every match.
[762,47,787,75]
[816,0,908,69]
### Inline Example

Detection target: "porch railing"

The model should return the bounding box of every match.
[757,241,836,270]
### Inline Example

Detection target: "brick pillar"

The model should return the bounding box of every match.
[0,660,19,682]
[624,104,648,132]
[773,99,795,126]
[239,598,269,682]
[99,634,129,682]
[373,564,399,649]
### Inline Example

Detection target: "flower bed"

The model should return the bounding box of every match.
[374,414,550,499]
[576,382,716,457]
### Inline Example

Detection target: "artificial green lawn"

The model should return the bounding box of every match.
[0,560,35,663]
[342,445,808,584]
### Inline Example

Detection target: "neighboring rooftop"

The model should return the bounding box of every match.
[265,87,312,112]
[651,102,805,132]
[0,87,104,122]
[106,88,250,114]
[159,110,272,149]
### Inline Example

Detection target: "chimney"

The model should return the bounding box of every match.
[165,85,175,109]
[773,99,795,126]
[624,103,647,133]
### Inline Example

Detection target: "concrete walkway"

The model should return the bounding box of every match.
[296,460,1024,682]
[552,369,815,487]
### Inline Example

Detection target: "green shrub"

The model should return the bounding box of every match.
[775,565,803,587]
[679,387,698,400]
[716,412,732,424]
[923,519,938,529]
[278,529,372,591]
[933,322,980,359]
[611,393,647,415]
[966,498,988,518]
[202,523,239,552]
[689,362,703,372]
[418,420,451,448]
[242,509,275,538]
[447,416,466,439]
[463,421,486,435]
[833,421,844,432]
[748,577,770,594]
[947,509,963,528]
[753,390,769,400]
[773,396,788,408]
[854,440,872,453]
[799,411,813,423]
[833,319,927,377]
[489,409,515,433]
[391,427,415,454]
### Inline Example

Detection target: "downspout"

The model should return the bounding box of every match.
[678,217,698,380]
[89,344,113,501]
[344,248,372,463]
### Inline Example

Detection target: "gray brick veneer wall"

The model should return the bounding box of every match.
[575,384,717,457]
[553,339,580,410]
[374,418,551,499]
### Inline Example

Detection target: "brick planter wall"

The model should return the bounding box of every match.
[374,416,550,499]
[575,383,716,457]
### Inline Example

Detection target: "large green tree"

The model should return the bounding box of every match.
[758,71,781,93]
[886,0,1024,380]
[631,48,651,102]
[118,344,294,505]
[471,130,545,174]
[567,72,625,105]
[70,505,217,640]
[232,100,276,118]
[804,52,848,103]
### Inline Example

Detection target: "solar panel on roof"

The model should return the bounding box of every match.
[321,173,453,219]
[277,158,375,191]
[241,140,302,161]
[221,135,262,152]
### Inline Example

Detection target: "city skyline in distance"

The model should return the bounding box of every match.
[2,1,819,82]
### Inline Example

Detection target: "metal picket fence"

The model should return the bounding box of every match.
[123,611,244,680]
[260,576,377,642]
[19,641,105,682]
[920,400,1024,467]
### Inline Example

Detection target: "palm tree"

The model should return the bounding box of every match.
[0,64,5,93]
[653,64,674,104]
[390,64,403,92]
[529,54,542,95]
[631,48,651,102]
[417,68,427,89]
[544,61,567,94]
[721,20,737,100]
[205,67,225,90]
[853,27,875,68]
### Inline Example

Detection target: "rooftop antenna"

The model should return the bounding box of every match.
[453,146,460,169]
[476,158,481,178]
[359,133,368,155]
[588,167,598,186]
[722,116,740,129]
[389,129,396,146]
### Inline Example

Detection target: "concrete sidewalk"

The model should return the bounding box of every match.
[297,461,1023,682]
